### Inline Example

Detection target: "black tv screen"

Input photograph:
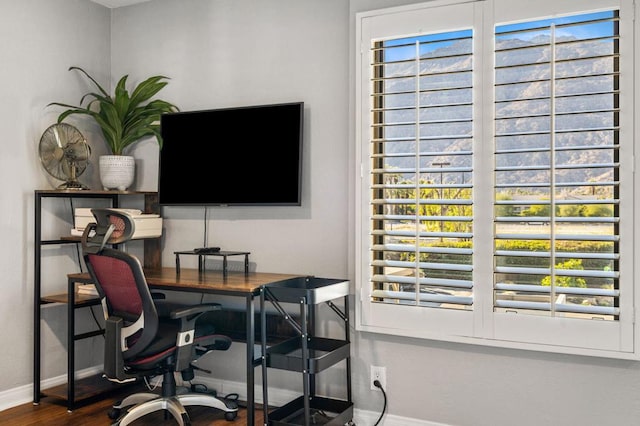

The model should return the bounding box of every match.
[158,102,303,206]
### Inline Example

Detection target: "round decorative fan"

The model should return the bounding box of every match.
[39,123,91,190]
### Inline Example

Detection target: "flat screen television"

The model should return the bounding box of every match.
[158,102,303,206]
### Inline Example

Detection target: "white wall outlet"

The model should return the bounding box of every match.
[371,365,387,390]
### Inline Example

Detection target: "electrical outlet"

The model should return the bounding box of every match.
[371,365,387,390]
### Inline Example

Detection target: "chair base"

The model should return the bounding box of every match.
[110,391,238,425]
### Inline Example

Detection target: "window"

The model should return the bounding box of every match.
[493,11,620,319]
[355,0,636,358]
[369,28,475,310]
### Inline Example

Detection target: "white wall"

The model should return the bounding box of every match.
[0,0,110,396]
[6,0,640,424]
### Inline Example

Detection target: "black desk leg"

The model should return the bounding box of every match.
[67,279,75,411]
[33,195,41,406]
[246,294,255,425]
[260,288,269,423]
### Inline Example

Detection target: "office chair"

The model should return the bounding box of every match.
[81,208,238,425]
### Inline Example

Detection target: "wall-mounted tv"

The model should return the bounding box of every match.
[158,102,303,206]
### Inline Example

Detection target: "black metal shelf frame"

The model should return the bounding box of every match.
[33,190,160,410]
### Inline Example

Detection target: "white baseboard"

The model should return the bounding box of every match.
[0,366,103,413]
[192,375,449,426]
[1,368,449,426]
[353,408,451,426]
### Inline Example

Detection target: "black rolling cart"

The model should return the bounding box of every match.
[260,277,353,425]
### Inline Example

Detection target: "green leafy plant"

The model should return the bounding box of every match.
[48,66,178,155]
[541,259,587,288]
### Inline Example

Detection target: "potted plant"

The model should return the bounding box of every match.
[48,66,178,191]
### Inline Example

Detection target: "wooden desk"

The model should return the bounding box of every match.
[144,267,297,296]
[69,267,300,425]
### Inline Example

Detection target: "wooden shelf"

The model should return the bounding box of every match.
[40,293,100,306]
[35,189,157,196]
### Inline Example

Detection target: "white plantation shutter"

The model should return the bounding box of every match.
[356,0,636,358]
[493,11,620,319]
[369,29,474,310]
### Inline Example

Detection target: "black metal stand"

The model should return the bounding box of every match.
[174,250,250,277]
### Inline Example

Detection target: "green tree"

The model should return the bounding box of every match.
[558,204,586,218]
[444,188,473,236]
[541,259,587,288]
[521,203,550,217]
[584,204,614,217]
[495,192,516,217]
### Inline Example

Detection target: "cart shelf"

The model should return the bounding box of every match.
[261,276,352,426]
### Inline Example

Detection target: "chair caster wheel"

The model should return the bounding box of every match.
[108,407,121,419]
[225,411,237,421]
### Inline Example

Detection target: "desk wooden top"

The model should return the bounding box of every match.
[142,267,302,296]
[68,268,302,296]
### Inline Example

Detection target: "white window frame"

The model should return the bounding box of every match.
[354,0,638,359]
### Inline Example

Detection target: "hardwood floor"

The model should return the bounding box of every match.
[0,389,265,426]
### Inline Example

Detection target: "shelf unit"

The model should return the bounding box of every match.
[260,277,353,426]
[33,190,161,410]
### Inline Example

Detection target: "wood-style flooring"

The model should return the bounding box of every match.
[0,388,264,426]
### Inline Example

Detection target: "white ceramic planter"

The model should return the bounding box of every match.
[99,155,135,191]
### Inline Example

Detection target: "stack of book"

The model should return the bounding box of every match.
[71,208,163,239]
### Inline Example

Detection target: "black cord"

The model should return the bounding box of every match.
[203,206,208,247]
[89,306,105,338]
[202,206,209,247]
[70,198,76,229]
[69,199,85,274]
[69,199,104,334]
[373,379,387,426]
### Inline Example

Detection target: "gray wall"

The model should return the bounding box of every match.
[111,0,351,278]
[4,0,640,424]
[348,1,640,425]
[0,0,110,397]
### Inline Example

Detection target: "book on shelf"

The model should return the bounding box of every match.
[70,228,84,237]
[73,208,163,239]
[76,283,98,296]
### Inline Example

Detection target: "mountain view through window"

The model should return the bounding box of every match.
[368,10,619,320]
[493,10,619,320]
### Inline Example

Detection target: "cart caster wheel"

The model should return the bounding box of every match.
[225,411,237,421]
[108,407,121,419]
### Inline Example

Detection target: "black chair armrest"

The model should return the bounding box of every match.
[169,303,222,320]
[154,301,221,320]
[195,334,232,353]
[154,301,223,371]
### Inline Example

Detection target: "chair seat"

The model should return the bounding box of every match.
[128,319,181,366]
